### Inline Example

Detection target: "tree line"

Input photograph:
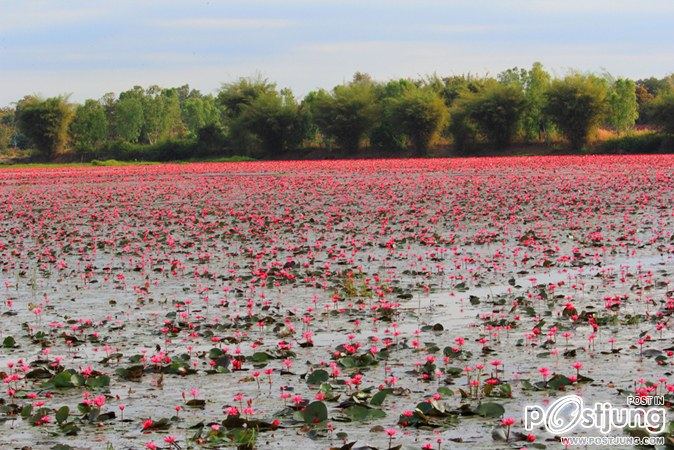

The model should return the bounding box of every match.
[1,63,673,161]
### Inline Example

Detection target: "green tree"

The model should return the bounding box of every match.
[114,88,144,143]
[462,83,526,148]
[543,74,608,149]
[217,77,277,151]
[0,108,15,151]
[140,86,184,144]
[426,74,491,108]
[447,106,477,153]
[181,94,221,135]
[236,88,308,155]
[15,95,74,160]
[389,85,448,154]
[142,85,166,144]
[70,99,108,153]
[635,75,673,125]
[637,76,672,97]
[498,63,552,141]
[160,88,185,139]
[370,79,416,151]
[523,62,552,140]
[651,93,674,134]
[497,67,528,88]
[195,123,228,157]
[305,76,378,151]
[100,92,117,140]
[217,77,276,123]
[606,78,638,133]
[445,78,494,152]
[174,84,192,103]
[635,84,657,125]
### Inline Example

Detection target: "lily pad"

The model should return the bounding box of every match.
[474,402,505,418]
[301,401,328,424]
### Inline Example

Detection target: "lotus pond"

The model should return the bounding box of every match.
[0,155,673,449]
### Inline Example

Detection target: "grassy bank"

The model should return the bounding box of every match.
[0,155,256,170]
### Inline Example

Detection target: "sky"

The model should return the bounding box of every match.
[1,0,673,105]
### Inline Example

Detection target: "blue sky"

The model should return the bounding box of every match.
[1,0,673,105]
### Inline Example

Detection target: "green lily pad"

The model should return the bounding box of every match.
[474,402,505,418]
[307,369,330,385]
[302,401,328,424]
[55,406,70,424]
[343,405,386,421]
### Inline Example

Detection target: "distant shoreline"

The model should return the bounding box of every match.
[2,149,673,171]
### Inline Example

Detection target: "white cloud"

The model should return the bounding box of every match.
[148,18,293,30]
[497,0,674,13]
[426,24,513,33]
[0,3,111,32]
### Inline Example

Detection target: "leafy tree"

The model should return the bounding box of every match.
[236,88,308,155]
[100,92,117,139]
[635,84,656,124]
[352,71,374,84]
[445,79,490,152]
[497,67,528,87]
[195,123,228,157]
[174,84,193,103]
[141,86,184,144]
[70,99,108,153]
[217,77,276,151]
[142,85,167,144]
[114,88,144,143]
[426,74,490,108]
[447,107,477,153]
[305,76,378,150]
[0,108,15,151]
[543,74,608,149]
[15,95,74,160]
[651,93,674,134]
[636,76,672,97]
[181,94,221,135]
[217,77,276,123]
[160,89,185,139]
[498,63,552,141]
[636,75,673,125]
[389,85,448,154]
[606,78,638,133]
[461,83,526,148]
[370,79,416,151]
[523,63,552,140]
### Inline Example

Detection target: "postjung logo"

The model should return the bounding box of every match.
[524,395,667,435]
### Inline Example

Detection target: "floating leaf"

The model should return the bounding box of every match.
[116,365,144,381]
[21,404,33,418]
[2,336,16,348]
[343,405,386,422]
[474,402,505,418]
[547,374,572,390]
[370,388,393,406]
[302,401,328,424]
[437,387,453,397]
[86,375,110,389]
[55,406,69,424]
[26,367,53,379]
[49,370,85,388]
[307,369,330,385]
[51,445,74,450]
[186,399,206,409]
